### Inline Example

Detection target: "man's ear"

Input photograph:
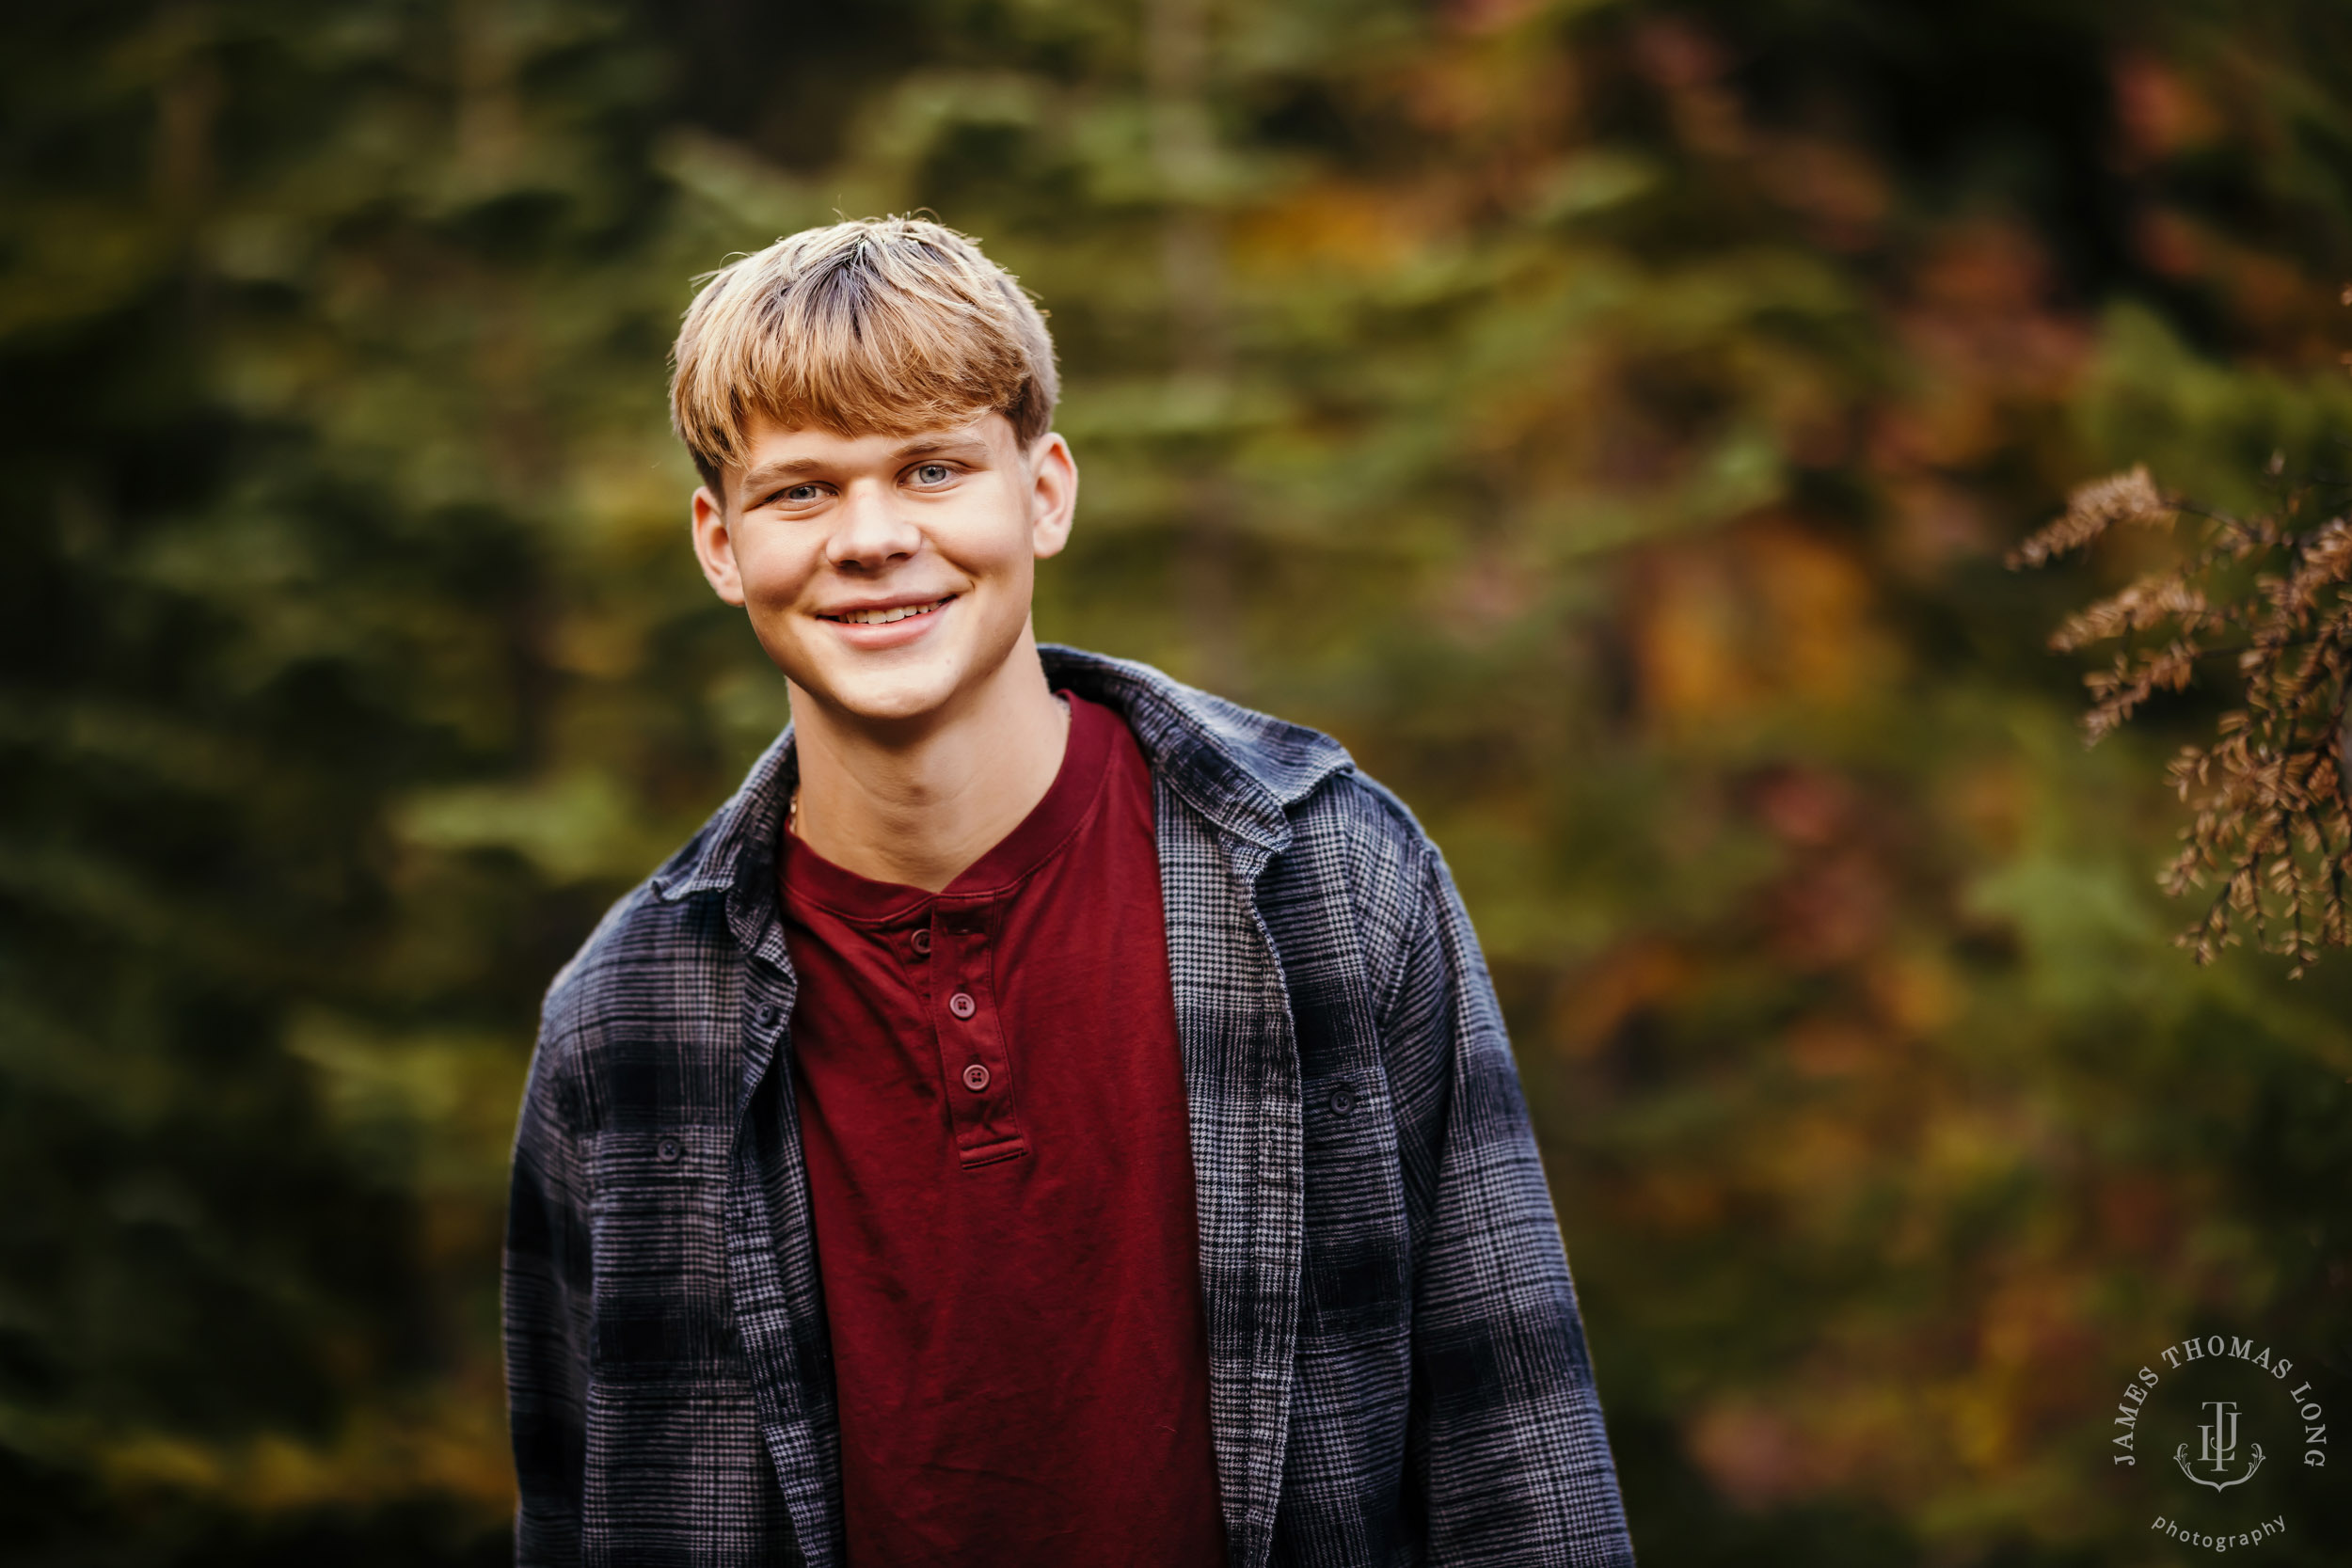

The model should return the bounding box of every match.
[1027,432,1078,560]
[690,484,747,606]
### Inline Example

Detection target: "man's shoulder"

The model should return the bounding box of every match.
[1042,646,1341,804]
[1042,644,1440,941]
[1042,644,1424,848]
[534,816,736,1057]
[532,708,795,1071]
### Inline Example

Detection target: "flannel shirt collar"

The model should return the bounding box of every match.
[647,644,1355,907]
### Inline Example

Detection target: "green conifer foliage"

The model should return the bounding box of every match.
[4,0,2350,1561]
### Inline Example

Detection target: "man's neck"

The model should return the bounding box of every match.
[785,635,1070,894]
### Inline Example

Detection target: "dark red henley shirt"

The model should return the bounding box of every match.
[777,692,1228,1567]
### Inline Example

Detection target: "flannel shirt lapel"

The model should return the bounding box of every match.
[1152,773,1302,1568]
[652,733,847,1563]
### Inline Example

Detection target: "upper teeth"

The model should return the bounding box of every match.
[835,600,945,625]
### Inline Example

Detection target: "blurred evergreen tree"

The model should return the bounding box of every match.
[4,0,2351,1561]
[0,2,709,1558]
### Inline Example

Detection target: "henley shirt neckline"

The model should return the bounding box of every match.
[780,689,1115,923]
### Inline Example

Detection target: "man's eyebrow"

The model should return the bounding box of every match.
[739,456,826,491]
[891,436,992,462]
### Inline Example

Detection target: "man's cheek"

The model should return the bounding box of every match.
[739,552,809,614]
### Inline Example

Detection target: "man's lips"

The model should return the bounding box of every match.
[817,594,958,626]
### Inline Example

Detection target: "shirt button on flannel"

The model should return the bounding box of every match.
[1328,1084,1356,1116]
[948,991,977,1021]
[910,927,931,956]
[755,1003,780,1030]
[961,1063,991,1092]
[656,1135,683,1164]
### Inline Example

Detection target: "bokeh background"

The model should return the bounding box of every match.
[8,0,2352,1561]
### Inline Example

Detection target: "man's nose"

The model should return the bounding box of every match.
[824,480,921,569]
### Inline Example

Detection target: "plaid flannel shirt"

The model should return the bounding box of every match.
[504,646,1634,1567]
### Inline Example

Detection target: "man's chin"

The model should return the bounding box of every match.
[787,660,969,731]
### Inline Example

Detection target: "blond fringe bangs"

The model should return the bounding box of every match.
[669,218,1057,486]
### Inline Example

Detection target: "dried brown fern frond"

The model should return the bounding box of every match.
[2080,640,2200,742]
[2005,464,2172,568]
[2049,576,2210,652]
[2015,459,2352,974]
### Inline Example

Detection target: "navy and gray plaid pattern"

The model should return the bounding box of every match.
[505,646,1635,1566]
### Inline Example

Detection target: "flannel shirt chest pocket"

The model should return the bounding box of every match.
[1298,1068,1411,1340]
[583,1123,734,1373]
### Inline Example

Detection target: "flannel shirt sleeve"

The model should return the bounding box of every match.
[504,1027,594,1566]
[1385,845,1636,1566]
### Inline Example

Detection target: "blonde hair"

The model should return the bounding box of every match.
[669,216,1058,496]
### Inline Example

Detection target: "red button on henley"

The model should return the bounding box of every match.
[779,693,1228,1567]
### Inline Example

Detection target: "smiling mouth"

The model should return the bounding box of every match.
[820,595,956,626]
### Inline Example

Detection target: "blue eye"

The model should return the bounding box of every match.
[913,464,952,485]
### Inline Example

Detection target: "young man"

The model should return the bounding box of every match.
[504,217,1634,1567]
